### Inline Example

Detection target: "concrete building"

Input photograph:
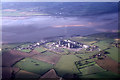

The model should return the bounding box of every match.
[83,45,89,49]
[57,40,83,49]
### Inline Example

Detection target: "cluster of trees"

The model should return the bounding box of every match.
[92,51,110,60]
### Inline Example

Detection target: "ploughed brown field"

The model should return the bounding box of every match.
[40,69,60,79]
[31,50,40,55]
[95,56,120,74]
[2,67,20,79]
[2,50,26,67]
[10,50,39,57]
[31,53,61,65]
[2,50,41,67]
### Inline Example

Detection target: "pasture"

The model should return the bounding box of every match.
[20,43,31,48]
[31,51,61,64]
[60,48,69,55]
[75,58,105,76]
[75,52,97,59]
[16,43,33,53]
[106,47,119,62]
[19,49,31,53]
[79,64,105,75]
[93,41,110,50]
[2,43,22,50]
[81,71,120,78]
[34,46,47,53]
[70,36,97,45]
[54,55,80,76]
[14,58,53,75]
[2,32,119,79]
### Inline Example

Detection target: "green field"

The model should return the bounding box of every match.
[16,43,33,53]
[76,61,96,70]
[19,49,31,53]
[70,37,97,45]
[75,58,98,75]
[2,43,22,49]
[20,43,32,48]
[81,71,120,78]
[42,51,56,55]
[75,52,97,59]
[76,59,94,65]
[3,32,119,79]
[80,64,105,75]
[93,41,110,50]
[14,58,53,75]
[106,47,119,62]
[34,46,47,53]
[54,55,80,76]
[59,48,69,55]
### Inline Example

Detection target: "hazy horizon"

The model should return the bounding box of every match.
[2,2,118,43]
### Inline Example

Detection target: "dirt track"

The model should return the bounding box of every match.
[95,56,120,74]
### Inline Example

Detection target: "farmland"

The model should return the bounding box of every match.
[93,40,111,50]
[14,58,53,75]
[95,56,119,73]
[2,67,20,79]
[2,1,120,79]
[105,47,119,62]
[54,55,80,77]
[19,49,31,53]
[75,52,97,59]
[79,64,105,75]
[34,46,47,53]
[2,50,26,67]
[81,71,120,78]
[16,43,34,53]
[31,51,61,64]
[75,57,106,76]
[2,43,23,50]
[70,36,97,45]
[2,32,120,79]
[15,70,40,79]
